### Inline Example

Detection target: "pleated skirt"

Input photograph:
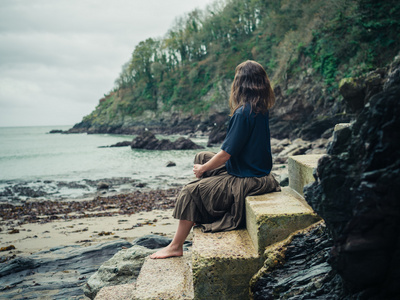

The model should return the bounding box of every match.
[173,151,281,232]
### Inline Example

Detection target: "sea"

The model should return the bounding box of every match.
[0,125,217,203]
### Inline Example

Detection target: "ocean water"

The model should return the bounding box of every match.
[0,126,217,202]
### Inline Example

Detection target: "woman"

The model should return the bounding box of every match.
[150,60,280,259]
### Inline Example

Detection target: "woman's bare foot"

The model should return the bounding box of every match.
[150,244,183,259]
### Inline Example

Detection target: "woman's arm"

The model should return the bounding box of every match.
[193,150,231,178]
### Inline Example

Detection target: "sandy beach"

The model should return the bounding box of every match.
[1,208,180,257]
[0,187,186,262]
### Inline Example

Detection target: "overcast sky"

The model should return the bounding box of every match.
[0,0,216,127]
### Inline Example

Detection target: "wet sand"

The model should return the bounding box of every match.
[1,208,179,257]
[0,188,182,259]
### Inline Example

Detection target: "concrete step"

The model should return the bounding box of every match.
[246,186,320,255]
[288,154,324,196]
[95,252,193,300]
[133,251,194,300]
[95,283,136,300]
[192,228,262,300]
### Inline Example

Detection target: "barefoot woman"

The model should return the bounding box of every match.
[150,60,280,259]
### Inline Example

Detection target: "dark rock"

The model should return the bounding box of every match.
[130,131,204,150]
[132,234,192,250]
[97,182,110,190]
[254,57,400,299]
[304,83,400,296]
[207,122,227,146]
[109,141,131,147]
[165,161,176,167]
[339,69,386,114]
[84,235,192,299]
[173,137,203,150]
[0,240,131,299]
[48,130,63,134]
[252,222,343,299]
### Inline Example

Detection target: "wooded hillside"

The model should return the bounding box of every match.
[72,0,400,137]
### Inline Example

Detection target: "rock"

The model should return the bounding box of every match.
[130,131,204,150]
[0,240,131,299]
[84,235,192,299]
[339,69,386,114]
[278,173,289,187]
[251,222,342,299]
[339,77,366,112]
[165,161,176,167]
[304,81,400,297]
[172,137,204,150]
[83,245,154,299]
[132,234,191,250]
[109,141,131,147]
[97,182,110,190]
[207,122,227,146]
[48,129,63,134]
[254,56,400,299]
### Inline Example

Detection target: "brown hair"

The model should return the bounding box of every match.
[229,60,275,115]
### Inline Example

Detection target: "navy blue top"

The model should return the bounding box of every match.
[221,105,272,177]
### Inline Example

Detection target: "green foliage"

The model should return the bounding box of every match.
[88,0,400,126]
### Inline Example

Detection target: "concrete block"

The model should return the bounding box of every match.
[192,228,262,300]
[246,187,321,254]
[132,251,194,300]
[95,283,136,300]
[288,154,324,196]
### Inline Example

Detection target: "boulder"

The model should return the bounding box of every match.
[130,131,204,150]
[304,79,400,297]
[83,245,155,299]
[84,235,192,299]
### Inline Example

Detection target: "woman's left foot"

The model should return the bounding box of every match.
[149,244,183,259]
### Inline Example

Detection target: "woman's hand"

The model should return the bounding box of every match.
[193,164,205,178]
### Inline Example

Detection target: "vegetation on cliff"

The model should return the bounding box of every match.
[76,0,400,134]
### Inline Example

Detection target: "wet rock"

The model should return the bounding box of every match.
[251,222,343,299]
[83,245,154,299]
[48,130,63,134]
[0,240,131,299]
[207,122,227,146]
[109,141,131,147]
[131,131,204,150]
[165,161,176,167]
[97,182,110,190]
[304,78,400,296]
[84,235,192,299]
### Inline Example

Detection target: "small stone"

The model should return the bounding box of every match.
[165,161,176,167]
[97,182,109,190]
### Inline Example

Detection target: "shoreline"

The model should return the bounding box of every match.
[0,188,181,258]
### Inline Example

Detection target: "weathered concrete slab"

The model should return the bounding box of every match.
[95,283,136,300]
[246,187,321,254]
[192,228,262,300]
[133,251,194,300]
[288,154,324,196]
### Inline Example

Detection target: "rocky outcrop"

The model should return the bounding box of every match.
[252,55,400,299]
[130,131,204,150]
[84,235,192,299]
[0,240,131,299]
[304,69,400,297]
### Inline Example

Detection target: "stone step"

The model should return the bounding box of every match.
[246,186,321,255]
[95,252,193,300]
[95,283,136,300]
[192,228,263,300]
[133,251,194,300]
[288,154,324,196]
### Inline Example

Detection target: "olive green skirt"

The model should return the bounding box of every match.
[173,151,281,232]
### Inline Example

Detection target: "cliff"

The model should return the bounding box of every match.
[68,0,400,140]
